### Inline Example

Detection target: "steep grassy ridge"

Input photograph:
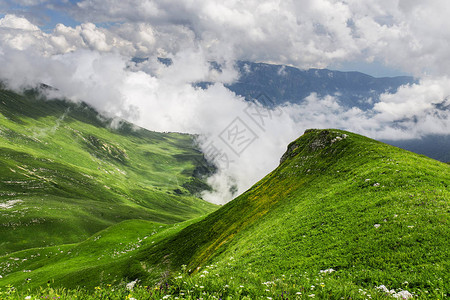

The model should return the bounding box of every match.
[0,87,217,255]
[134,129,449,298]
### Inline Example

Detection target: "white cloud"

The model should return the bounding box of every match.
[64,0,450,75]
[4,1,450,76]
[0,14,40,31]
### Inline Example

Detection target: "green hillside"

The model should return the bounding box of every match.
[1,128,448,299]
[0,87,217,255]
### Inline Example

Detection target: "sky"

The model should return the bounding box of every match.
[0,0,449,203]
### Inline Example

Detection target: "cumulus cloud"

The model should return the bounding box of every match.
[0,14,40,30]
[62,0,450,76]
[4,1,450,74]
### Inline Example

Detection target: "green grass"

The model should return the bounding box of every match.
[115,129,447,299]
[0,88,217,255]
[110,129,450,298]
[1,89,449,299]
[0,218,204,291]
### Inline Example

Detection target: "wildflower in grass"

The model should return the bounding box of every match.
[374,224,381,229]
[296,292,302,295]
[126,279,138,290]
[308,294,315,298]
[393,290,413,299]
[25,296,31,300]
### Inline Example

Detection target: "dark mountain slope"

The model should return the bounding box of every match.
[198,61,415,109]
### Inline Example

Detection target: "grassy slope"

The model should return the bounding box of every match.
[0,88,217,255]
[0,218,199,290]
[132,129,449,297]
[2,129,448,299]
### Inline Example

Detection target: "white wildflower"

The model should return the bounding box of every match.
[25,297,32,300]
[308,294,315,298]
[393,290,413,299]
[320,268,335,274]
[376,285,389,293]
[374,224,381,229]
[126,279,138,290]
[376,285,413,299]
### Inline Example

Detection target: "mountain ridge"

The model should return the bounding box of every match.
[228,61,415,109]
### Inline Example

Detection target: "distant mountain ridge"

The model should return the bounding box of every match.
[185,60,416,109]
[226,61,416,109]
